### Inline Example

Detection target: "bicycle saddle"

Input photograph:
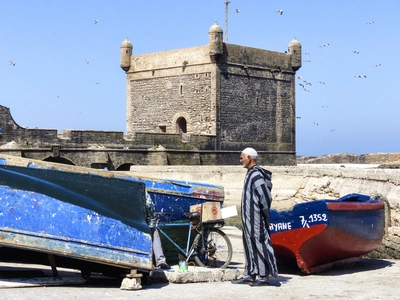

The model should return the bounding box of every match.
[184,211,201,225]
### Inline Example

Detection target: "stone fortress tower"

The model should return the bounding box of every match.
[121,22,301,165]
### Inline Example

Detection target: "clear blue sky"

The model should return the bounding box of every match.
[1,0,399,156]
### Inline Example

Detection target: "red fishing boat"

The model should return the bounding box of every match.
[269,193,385,274]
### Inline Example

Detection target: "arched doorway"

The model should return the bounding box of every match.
[176,117,187,133]
[44,156,75,165]
[116,163,134,171]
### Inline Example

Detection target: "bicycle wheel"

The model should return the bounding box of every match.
[193,227,233,269]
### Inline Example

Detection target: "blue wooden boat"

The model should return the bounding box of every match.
[0,164,153,277]
[0,154,225,276]
[0,155,224,222]
[269,193,385,274]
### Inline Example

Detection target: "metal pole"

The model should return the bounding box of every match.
[225,0,230,43]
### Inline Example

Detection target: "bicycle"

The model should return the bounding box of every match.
[155,210,233,269]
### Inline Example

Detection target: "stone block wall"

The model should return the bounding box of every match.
[126,45,216,137]
[129,73,213,135]
[0,105,58,147]
[216,44,295,153]
[133,132,216,150]
[60,130,125,145]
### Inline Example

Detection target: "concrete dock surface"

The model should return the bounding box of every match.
[1,226,399,299]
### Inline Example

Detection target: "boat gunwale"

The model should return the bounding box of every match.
[0,227,151,256]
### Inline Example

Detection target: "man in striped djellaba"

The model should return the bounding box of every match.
[231,148,279,287]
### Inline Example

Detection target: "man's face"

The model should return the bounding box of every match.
[240,153,251,169]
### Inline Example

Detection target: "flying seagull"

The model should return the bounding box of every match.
[320,43,329,47]
[94,19,98,24]
[354,75,367,78]
[276,9,283,15]
[352,50,360,54]
[9,61,16,66]
[235,9,240,13]
[84,59,89,64]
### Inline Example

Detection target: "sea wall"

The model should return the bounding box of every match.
[129,164,400,259]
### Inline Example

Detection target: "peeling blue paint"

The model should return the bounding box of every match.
[0,166,153,270]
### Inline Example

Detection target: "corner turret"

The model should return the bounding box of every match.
[208,21,223,58]
[288,37,302,71]
[120,37,133,72]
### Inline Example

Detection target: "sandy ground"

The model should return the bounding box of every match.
[1,226,399,300]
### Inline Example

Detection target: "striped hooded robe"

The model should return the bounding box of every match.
[241,165,278,279]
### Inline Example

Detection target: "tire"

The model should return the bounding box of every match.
[193,228,233,269]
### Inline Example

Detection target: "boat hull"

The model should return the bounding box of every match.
[0,165,153,273]
[270,194,385,274]
[0,154,224,221]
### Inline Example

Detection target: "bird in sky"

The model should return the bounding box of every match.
[304,60,311,62]
[322,105,328,108]
[9,60,16,66]
[352,50,360,54]
[320,43,329,47]
[297,76,302,79]
[372,63,381,67]
[94,19,98,24]
[304,52,310,55]
[318,81,325,85]
[366,21,374,25]
[354,75,367,78]
[299,83,305,88]
[313,122,319,126]
[235,9,240,13]
[84,59,89,64]
[276,9,283,15]
[303,80,312,86]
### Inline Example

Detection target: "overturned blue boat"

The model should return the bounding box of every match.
[0,164,153,277]
[0,155,225,278]
[0,155,224,222]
